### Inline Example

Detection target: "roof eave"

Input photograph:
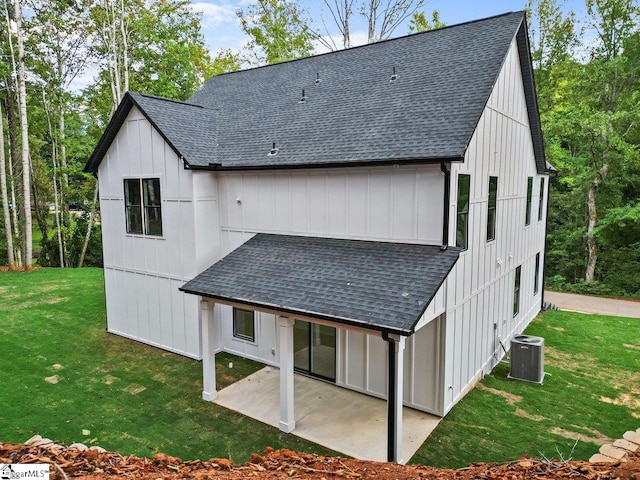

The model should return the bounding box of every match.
[177,287,413,336]
[189,155,466,172]
[84,92,189,174]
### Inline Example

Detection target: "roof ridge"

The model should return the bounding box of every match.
[199,11,524,80]
[131,92,205,109]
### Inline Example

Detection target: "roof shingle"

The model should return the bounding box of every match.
[86,11,548,174]
[179,234,461,335]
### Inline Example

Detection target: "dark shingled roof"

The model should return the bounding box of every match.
[179,234,461,335]
[85,11,549,174]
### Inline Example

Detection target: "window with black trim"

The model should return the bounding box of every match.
[456,174,471,250]
[513,265,521,317]
[534,252,541,295]
[124,178,162,236]
[487,176,498,242]
[233,308,255,342]
[538,177,545,221]
[525,177,533,225]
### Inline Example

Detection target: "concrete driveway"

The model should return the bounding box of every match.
[545,291,639,318]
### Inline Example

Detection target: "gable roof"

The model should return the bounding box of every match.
[86,11,548,174]
[180,234,461,335]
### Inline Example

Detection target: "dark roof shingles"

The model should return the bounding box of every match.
[87,11,548,173]
[180,234,461,334]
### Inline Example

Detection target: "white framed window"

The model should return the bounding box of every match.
[487,176,498,242]
[525,177,533,226]
[456,174,471,250]
[233,308,255,342]
[538,178,545,221]
[124,178,162,236]
[513,265,522,317]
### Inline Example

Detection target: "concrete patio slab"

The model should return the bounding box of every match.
[213,366,440,464]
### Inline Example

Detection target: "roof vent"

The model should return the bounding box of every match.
[268,142,279,156]
[299,88,307,103]
[315,73,321,85]
[390,66,398,82]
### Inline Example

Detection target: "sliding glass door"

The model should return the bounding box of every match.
[293,320,336,381]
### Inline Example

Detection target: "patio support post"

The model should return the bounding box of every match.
[277,316,296,433]
[201,300,217,401]
[383,333,405,463]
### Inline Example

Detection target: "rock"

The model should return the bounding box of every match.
[88,446,106,453]
[24,435,42,445]
[69,443,89,451]
[599,444,627,460]
[623,431,640,445]
[589,453,619,463]
[613,439,639,453]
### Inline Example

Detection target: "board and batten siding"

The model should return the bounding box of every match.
[442,37,548,414]
[98,106,220,359]
[212,165,448,414]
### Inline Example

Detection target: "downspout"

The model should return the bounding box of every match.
[440,161,451,250]
[382,332,396,463]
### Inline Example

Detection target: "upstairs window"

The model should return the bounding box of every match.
[534,252,541,295]
[456,174,471,250]
[538,178,545,221]
[525,177,533,225]
[233,308,255,342]
[487,176,498,242]
[513,265,522,317]
[124,178,162,236]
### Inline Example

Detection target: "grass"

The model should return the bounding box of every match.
[2,269,638,467]
[411,310,640,468]
[0,268,336,462]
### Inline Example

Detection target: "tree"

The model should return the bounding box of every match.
[534,0,640,293]
[407,10,445,33]
[13,0,32,268]
[0,102,14,268]
[238,0,314,64]
[313,0,426,49]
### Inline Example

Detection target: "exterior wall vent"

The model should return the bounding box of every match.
[508,335,544,384]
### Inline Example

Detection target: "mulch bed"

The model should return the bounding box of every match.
[2,441,639,479]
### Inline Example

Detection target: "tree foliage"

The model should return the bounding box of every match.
[238,0,314,64]
[531,0,640,296]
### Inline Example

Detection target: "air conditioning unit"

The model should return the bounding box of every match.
[508,335,544,384]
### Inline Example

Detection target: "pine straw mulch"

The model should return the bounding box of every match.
[1,441,639,480]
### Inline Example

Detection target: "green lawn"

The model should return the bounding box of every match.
[412,310,640,468]
[0,268,335,462]
[1,269,638,466]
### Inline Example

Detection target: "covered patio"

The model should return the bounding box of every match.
[180,234,459,463]
[213,366,440,463]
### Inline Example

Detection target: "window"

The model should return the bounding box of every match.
[538,178,545,221]
[525,177,533,225]
[513,265,521,317]
[124,178,162,236]
[233,308,255,342]
[456,174,471,250]
[486,176,498,242]
[534,252,541,295]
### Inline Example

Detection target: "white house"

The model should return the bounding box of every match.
[86,11,551,463]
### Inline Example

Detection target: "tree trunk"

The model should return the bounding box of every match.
[78,182,99,268]
[585,163,609,283]
[0,103,15,268]
[43,89,65,267]
[14,0,32,269]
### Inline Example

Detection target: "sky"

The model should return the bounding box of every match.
[189,0,590,57]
